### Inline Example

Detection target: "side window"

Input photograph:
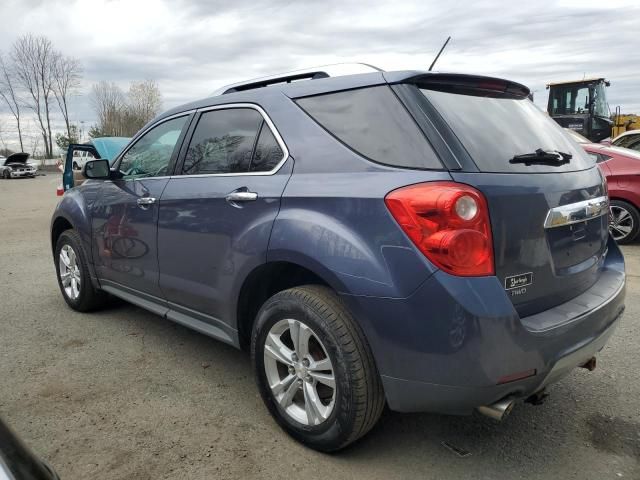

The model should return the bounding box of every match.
[250,122,284,172]
[296,86,441,169]
[614,135,640,149]
[118,116,188,179]
[629,140,640,152]
[183,109,263,175]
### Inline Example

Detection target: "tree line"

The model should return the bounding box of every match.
[0,34,163,158]
[88,79,162,139]
[0,34,80,158]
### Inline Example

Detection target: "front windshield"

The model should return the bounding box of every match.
[549,84,590,115]
[592,82,609,118]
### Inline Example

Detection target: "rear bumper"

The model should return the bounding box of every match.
[343,236,625,414]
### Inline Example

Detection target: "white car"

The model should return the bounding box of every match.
[0,153,37,179]
[610,130,640,152]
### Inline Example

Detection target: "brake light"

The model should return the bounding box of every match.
[384,182,494,276]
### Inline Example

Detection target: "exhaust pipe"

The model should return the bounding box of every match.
[477,396,516,421]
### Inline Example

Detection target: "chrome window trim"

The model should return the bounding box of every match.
[543,196,609,229]
[173,103,290,178]
[112,110,196,179]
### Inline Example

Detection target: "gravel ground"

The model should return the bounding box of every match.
[0,175,638,479]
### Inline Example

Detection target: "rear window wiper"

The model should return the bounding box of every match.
[509,149,572,166]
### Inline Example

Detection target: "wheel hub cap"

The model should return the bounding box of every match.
[609,205,634,241]
[59,244,81,300]
[263,318,336,426]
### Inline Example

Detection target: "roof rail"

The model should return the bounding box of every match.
[211,63,384,96]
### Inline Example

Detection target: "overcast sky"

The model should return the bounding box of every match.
[0,0,639,152]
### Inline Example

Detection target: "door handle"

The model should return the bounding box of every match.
[137,197,157,208]
[225,190,258,207]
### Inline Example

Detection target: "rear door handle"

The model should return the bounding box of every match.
[225,190,258,207]
[137,197,157,208]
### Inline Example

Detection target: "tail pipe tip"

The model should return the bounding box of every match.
[476,396,517,421]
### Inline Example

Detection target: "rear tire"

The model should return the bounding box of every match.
[251,285,384,452]
[54,230,109,312]
[609,200,639,244]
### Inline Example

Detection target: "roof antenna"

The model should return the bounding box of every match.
[429,36,451,71]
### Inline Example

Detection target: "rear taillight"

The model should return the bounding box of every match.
[384,182,494,276]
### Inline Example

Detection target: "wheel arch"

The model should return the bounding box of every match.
[235,260,341,350]
[51,215,74,253]
[609,195,640,210]
[50,190,100,288]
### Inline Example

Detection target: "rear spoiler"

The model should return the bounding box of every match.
[386,72,530,99]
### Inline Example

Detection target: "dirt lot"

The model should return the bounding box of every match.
[0,175,638,479]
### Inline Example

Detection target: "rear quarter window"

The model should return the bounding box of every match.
[296,86,442,170]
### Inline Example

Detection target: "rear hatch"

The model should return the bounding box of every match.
[399,75,609,318]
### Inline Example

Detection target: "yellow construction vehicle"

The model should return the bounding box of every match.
[612,109,640,139]
[546,78,638,142]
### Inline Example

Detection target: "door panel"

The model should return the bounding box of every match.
[157,160,292,325]
[90,114,191,297]
[92,178,169,297]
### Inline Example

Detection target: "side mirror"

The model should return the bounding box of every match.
[83,159,110,179]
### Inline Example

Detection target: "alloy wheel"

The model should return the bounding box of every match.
[59,244,81,300]
[610,205,634,242]
[263,318,336,426]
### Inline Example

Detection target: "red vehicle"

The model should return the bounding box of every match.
[566,129,640,243]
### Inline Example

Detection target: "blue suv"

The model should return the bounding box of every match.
[51,65,626,451]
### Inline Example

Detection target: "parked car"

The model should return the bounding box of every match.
[0,152,37,179]
[566,128,640,244]
[51,67,625,451]
[610,130,640,152]
[57,137,131,195]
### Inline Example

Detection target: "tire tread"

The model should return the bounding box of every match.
[260,285,385,450]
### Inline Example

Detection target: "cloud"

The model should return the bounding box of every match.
[0,0,638,152]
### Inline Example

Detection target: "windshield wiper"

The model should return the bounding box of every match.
[509,148,572,166]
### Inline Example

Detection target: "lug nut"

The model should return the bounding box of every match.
[291,353,298,362]
[305,375,312,383]
[302,358,310,367]
[288,365,295,375]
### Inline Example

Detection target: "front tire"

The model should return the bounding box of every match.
[54,230,108,311]
[609,200,639,244]
[251,285,384,451]
[2,170,10,179]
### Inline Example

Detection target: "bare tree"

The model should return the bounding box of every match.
[90,81,126,136]
[128,80,162,124]
[0,119,7,152]
[90,79,163,137]
[52,53,82,141]
[11,34,56,158]
[0,53,24,151]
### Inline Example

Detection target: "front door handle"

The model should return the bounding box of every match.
[137,197,157,208]
[225,190,258,207]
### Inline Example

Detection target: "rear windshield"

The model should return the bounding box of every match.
[421,89,595,173]
[296,86,442,170]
